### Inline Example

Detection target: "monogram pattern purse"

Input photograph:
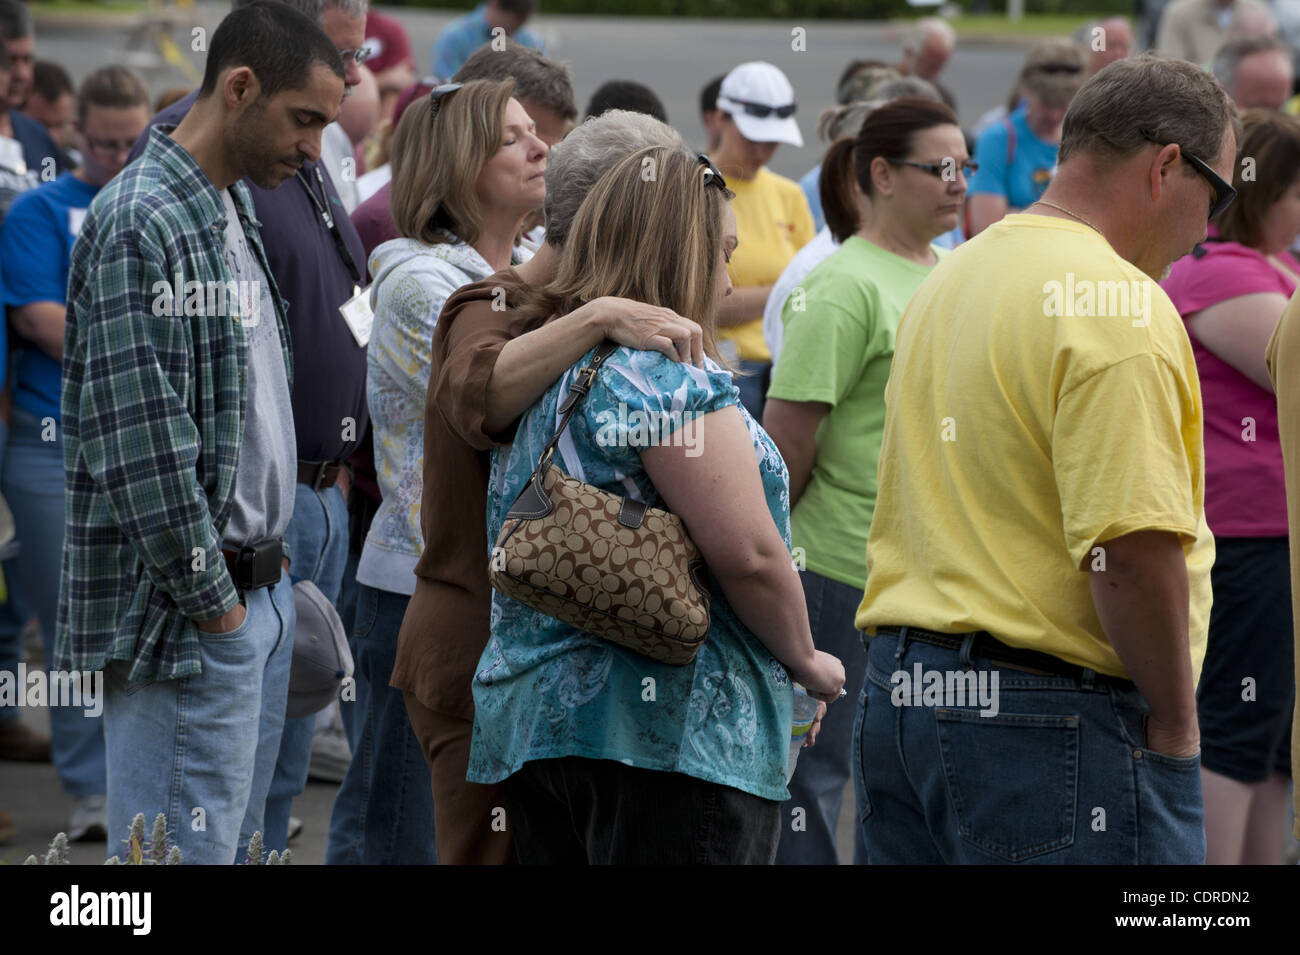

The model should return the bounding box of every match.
[489,342,711,665]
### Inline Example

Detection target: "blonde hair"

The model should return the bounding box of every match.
[519,146,734,361]
[389,77,515,246]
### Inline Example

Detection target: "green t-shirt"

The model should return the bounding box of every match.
[767,235,944,589]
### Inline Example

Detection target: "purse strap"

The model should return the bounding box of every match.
[528,340,621,483]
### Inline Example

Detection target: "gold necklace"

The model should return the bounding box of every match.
[1034,198,1103,235]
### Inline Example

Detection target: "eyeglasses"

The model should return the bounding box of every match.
[724,98,797,119]
[84,135,136,156]
[1030,62,1083,75]
[698,153,728,192]
[428,83,464,120]
[889,158,979,180]
[1139,128,1236,220]
[337,47,372,66]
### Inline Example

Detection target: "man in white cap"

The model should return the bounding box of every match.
[710,60,815,421]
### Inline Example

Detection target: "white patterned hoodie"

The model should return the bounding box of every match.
[357,235,528,595]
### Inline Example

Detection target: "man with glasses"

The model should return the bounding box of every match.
[127,0,371,855]
[854,55,1239,863]
[0,67,150,842]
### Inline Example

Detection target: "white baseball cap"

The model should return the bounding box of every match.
[717,61,803,148]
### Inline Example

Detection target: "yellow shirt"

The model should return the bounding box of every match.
[1264,299,1300,839]
[720,167,815,362]
[857,214,1214,683]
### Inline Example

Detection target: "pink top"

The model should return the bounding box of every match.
[1161,238,1296,538]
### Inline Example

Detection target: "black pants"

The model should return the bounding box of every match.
[502,756,781,864]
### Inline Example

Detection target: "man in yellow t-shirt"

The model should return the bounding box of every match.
[710,61,815,419]
[853,56,1237,864]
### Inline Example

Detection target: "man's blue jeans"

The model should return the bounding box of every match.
[262,482,349,852]
[103,570,295,865]
[0,408,105,796]
[325,581,437,864]
[775,569,869,864]
[854,628,1206,864]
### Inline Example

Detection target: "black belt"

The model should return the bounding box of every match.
[298,459,347,490]
[874,626,1136,691]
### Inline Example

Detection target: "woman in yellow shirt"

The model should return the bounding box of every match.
[712,60,816,419]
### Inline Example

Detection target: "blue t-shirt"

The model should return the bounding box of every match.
[469,346,796,801]
[0,172,98,420]
[968,102,1059,211]
[432,4,545,80]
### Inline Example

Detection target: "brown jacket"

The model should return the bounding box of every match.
[390,269,537,721]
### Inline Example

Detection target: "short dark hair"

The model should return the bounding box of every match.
[820,96,958,242]
[494,0,536,15]
[78,66,151,126]
[699,73,724,115]
[33,60,73,104]
[585,80,666,122]
[453,41,577,121]
[0,0,32,41]
[198,1,344,100]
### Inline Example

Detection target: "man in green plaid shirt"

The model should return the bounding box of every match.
[57,2,345,865]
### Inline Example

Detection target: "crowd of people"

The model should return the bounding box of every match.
[0,0,1298,865]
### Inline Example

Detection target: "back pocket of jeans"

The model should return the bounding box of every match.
[934,708,1078,862]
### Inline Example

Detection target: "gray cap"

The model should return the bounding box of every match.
[288,578,353,719]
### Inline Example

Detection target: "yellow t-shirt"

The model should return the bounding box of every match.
[857,214,1214,683]
[720,167,815,362]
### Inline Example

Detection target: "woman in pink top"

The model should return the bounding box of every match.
[1161,110,1300,866]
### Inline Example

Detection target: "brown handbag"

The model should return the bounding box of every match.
[488,341,711,665]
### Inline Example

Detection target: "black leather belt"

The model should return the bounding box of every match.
[874,625,1136,691]
[298,459,346,490]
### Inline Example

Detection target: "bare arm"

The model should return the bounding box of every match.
[762,397,830,507]
[482,297,704,436]
[966,194,1008,238]
[716,285,773,328]
[11,301,65,361]
[1186,292,1287,393]
[641,406,845,700]
[1089,529,1199,757]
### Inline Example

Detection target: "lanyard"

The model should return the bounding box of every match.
[297,165,362,286]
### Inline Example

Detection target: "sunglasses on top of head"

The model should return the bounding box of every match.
[1139,127,1236,220]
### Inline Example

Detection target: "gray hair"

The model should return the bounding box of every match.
[868,76,942,103]
[543,109,685,247]
[1058,54,1240,167]
[904,17,955,53]
[1212,35,1291,90]
[817,78,943,143]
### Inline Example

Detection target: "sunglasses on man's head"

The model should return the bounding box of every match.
[1139,128,1236,220]
[726,98,797,119]
[428,83,464,120]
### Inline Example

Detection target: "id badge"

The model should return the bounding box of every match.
[339,284,374,347]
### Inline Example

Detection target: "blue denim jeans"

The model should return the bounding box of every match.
[0,413,31,728]
[775,570,869,865]
[854,628,1206,864]
[0,409,107,796]
[103,570,295,864]
[325,581,437,864]
[262,482,350,852]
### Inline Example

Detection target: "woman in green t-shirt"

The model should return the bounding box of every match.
[763,97,969,865]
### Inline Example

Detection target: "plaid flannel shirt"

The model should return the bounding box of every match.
[57,125,294,686]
